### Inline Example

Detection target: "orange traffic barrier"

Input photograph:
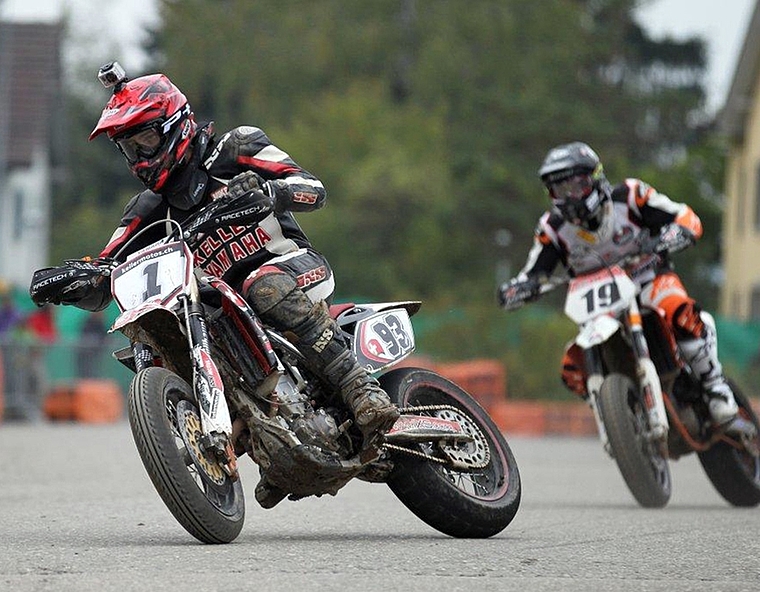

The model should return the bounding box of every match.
[543,401,596,436]
[43,379,123,423]
[435,359,507,409]
[491,400,547,436]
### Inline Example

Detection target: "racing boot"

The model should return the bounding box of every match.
[246,271,399,443]
[320,346,400,441]
[293,301,400,442]
[678,321,738,426]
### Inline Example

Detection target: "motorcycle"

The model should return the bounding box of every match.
[32,191,521,542]
[503,251,760,508]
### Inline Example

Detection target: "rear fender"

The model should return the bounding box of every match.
[334,302,421,373]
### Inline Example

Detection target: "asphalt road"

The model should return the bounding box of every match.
[1,421,758,592]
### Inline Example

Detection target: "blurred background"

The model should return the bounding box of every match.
[1,0,759,421]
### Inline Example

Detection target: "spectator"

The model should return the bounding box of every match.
[0,282,23,340]
[25,304,58,345]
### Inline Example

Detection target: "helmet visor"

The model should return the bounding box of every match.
[115,127,163,163]
[548,173,593,202]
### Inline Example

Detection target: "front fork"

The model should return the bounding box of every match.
[626,301,669,441]
[130,294,238,478]
[584,302,669,455]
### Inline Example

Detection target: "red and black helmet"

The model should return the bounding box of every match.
[89,73,197,191]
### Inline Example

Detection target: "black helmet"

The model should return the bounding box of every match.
[538,142,609,229]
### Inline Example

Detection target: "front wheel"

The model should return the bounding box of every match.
[599,373,671,508]
[380,367,521,538]
[128,367,245,543]
[698,380,760,507]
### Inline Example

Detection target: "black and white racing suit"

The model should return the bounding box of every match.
[99,124,334,304]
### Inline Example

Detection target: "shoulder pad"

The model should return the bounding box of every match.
[232,125,267,143]
[122,190,162,217]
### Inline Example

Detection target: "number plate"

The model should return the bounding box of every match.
[111,241,193,312]
[564,265,637,325]
[353,309,415,373]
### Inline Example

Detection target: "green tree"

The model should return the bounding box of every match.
[49,0,719,398]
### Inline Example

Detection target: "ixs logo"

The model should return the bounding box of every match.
[297,266,327,289]
[312,327,334,353]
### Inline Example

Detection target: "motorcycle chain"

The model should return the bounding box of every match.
[382,404,492,469]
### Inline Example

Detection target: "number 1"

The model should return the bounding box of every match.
[143,262,161,301]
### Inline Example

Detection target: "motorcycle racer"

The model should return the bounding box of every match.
[30,62,399,503]
[498,141,739,427]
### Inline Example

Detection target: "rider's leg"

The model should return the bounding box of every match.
[641,273,737,425]
[242,262,399,441]
[676,307,738,424]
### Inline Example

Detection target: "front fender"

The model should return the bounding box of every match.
[575,315,622,349]
[110,305,192,384]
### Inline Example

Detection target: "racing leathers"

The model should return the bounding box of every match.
[505,178,738,424]
[95,124,399,500]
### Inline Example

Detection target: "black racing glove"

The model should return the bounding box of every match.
[498,277,541,310]
[227,171,273,209]
[228,170,263,196]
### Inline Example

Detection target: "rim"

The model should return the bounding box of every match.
[628,391,671,494]
[164,389,239,515]
[407,383,510,501]
[732,405,760,484]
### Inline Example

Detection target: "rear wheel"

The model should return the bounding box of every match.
[128,367,245,543]
[698,381,760,507]
[380,368,521,538]
[599,373,671,508]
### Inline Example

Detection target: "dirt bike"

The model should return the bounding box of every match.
[32,192,521,542]
[503,251,760,508]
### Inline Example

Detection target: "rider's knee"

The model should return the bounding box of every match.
[561,344,587,398]
[672,301,705,340]
[243,267,313,330]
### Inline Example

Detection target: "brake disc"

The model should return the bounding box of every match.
[176,399,226,485]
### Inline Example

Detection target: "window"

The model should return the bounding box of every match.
[755,164,760,230]
[751,286,760,320]
[737,166,745,235]
[13,188,23,241]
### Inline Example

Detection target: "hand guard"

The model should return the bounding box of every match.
[498,277,541,310]
[29,258,114,311]
[654,223,694,254]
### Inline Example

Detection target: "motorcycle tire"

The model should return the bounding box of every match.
[698,380,760,507]
[598,373,672,508]
[128,367,245,543]
[380,367,521,538]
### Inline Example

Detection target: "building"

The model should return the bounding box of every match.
[720,1,760,320]
[0,20,63,289]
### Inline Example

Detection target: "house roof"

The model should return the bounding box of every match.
[719,1,760,142]
[0,21,63,169]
